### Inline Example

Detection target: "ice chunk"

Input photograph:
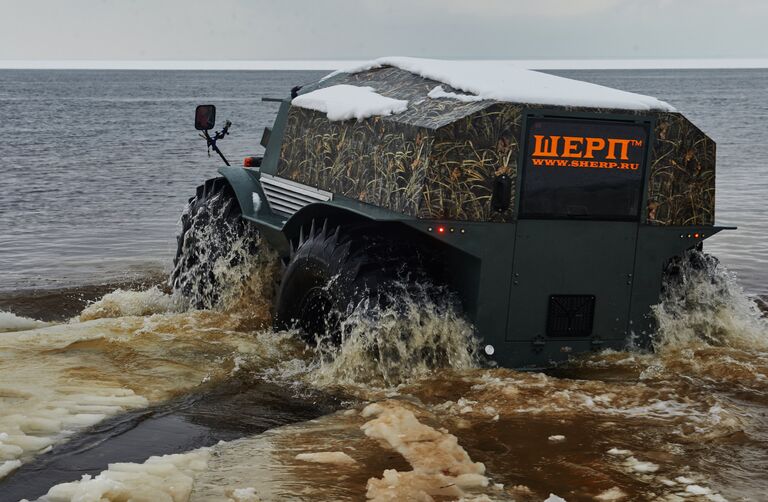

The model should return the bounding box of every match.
[623,456,659,473]
[548,435,566,442]
[545,494,568,502]
[595,486,628,500]
[0,460,21,478]
[325,57,675,111]
[685,484,711,495]
[295,451,357,465]
[361,401,489,501]
[292,85,408,121]
[42,448,210,501]
[228,487,260,501]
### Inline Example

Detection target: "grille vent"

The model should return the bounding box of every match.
[259,173,332,216]
[546,294,596,337]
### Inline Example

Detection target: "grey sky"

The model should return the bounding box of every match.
[1,0,767,61]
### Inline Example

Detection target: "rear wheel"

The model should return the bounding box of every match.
[274,220,432,344]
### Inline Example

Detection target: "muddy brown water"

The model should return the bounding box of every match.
[0,258,766,501]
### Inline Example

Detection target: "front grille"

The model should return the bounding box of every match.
[259,173,332,216]
[546,294,595,337]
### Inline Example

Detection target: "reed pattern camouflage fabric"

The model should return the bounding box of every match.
[647,113,716,225]
[425,104,522,222]
[278,107,431,216]
[277,66,715,225]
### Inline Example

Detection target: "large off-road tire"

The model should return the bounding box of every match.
[274,220,430,344]
[170,177,257,309]
[661,245,720,294]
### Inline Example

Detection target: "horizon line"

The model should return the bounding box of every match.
[1,58,768,71]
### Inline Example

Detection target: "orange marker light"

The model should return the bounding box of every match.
[694,233,700,239]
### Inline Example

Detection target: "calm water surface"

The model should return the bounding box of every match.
[0,69,766,293]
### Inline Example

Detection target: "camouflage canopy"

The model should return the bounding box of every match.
[276,64,715,226]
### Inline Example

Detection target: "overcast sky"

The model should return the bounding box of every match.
[1,0,767,62]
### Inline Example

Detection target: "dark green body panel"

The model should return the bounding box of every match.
[212,65,730,368]
[506,220,638,343]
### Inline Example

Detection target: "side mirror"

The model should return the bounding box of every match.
[195,104,216,131]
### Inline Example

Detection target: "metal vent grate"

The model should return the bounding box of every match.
[546,294,595,337]
[260,173,332,216]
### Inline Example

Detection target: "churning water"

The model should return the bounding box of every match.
[0,69,767,501]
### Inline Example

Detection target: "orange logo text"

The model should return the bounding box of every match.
[532,135,643,161]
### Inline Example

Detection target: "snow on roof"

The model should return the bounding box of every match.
[324,57,675,112]
[291,84,408,121]
[427,85,484,103]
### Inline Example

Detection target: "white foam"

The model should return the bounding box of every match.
[544,494,568,502]
[292,84,408,121]
[325,57,675,111]
[79,286,181,321]
[0,311,49,333]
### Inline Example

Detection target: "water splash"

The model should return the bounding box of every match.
[78,286,182,321]
[652,248,768,351]
[307,282,480,389]
[0,311,49,333]
[169,190,280,318]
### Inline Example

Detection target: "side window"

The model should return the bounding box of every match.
[519,117,649,221]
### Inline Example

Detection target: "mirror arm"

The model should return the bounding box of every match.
[202,128,230,167]
[213,144,230,167]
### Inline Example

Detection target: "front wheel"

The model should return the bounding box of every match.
[171,177,259,309]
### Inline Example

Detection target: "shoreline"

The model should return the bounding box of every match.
[2,58,768,71]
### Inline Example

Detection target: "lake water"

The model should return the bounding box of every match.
[0,68,766,294]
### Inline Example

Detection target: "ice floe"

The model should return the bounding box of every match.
[361,401,489,501]
[37,448,210,501]
[295,451,357,465]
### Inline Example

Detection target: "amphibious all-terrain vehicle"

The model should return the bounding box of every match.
[175,58,731,368]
